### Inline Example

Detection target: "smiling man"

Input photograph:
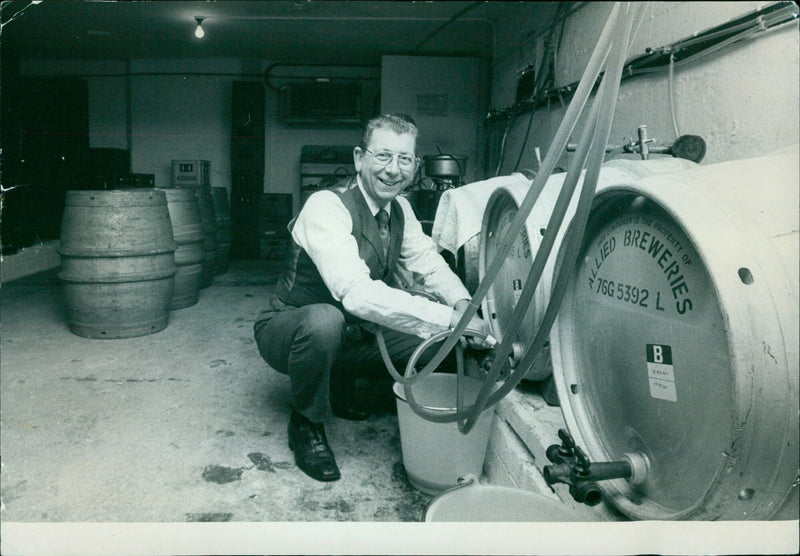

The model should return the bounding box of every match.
[253,113,489,482]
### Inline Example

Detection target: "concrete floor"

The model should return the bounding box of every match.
[4,260,798,556]
[0,260,435,523]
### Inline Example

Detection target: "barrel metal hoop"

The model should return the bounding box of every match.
[58,244,178,257]
[58,267,178,283]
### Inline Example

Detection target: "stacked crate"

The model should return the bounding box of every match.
[172,160,210,187]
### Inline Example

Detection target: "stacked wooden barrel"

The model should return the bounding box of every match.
[160,187,204,309]
[178,184,217,288]
[58,189,177,338]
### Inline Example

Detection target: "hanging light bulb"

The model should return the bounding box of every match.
[194,17,205,39]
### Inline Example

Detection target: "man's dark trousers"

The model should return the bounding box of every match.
[254,303,445,423]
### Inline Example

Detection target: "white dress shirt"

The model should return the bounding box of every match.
[290,178,470,338]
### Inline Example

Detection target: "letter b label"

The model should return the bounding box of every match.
[646,344,673,365]
[653,345,663,363]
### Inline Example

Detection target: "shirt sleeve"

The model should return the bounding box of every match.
[394,195,471,307]
[291,190,464,338]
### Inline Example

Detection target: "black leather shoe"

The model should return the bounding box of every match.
[331,401,370,421]
[287,411,340,482]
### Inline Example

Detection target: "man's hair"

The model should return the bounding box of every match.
[360,113,418,151]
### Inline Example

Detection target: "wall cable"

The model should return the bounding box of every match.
[668,53,680,138]
[412,1,484,52]
[504,2,567,174]
[493,121,512,177]
[492,2,589,67]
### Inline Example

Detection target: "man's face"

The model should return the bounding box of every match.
[354,128,418,207]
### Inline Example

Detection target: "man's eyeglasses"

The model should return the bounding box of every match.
[363,148,418,170]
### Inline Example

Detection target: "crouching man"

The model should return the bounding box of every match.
[254,113,489,481]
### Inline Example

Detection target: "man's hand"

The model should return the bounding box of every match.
[450,299,495,350]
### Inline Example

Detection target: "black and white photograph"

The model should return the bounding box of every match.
[1,1,798,554]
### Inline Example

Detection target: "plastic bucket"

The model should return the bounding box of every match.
[393,374,495,495]
[424,481,582,522]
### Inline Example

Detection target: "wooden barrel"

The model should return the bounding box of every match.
[161,187,204,309]
[58,189,177,339]
[210,186,232,274]
[551,147,799,520]
[178,184,216,288]
[479,158,696,381]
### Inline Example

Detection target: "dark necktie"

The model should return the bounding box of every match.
[376,208,390,259]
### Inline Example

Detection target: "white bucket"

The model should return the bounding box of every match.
[424,481,582,522]
[393,374,495,495]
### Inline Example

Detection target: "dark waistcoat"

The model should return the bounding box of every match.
[274,182,405,319]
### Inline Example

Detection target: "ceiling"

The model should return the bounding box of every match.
[1,1,544,66]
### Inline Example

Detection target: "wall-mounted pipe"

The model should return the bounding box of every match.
[567,124,707,163]
[264,62,379,91]
[486,1,799,124]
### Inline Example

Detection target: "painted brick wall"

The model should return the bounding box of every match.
[489,2,799,174]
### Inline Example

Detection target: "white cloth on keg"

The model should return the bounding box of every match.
[431,173,531,255]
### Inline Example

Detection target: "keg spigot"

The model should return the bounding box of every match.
[572,446,591,478]
[477,351,509,380]
[546,428,577,464]
[637,125,652,160]
[475,340,525,381]
[571,480,603,506]
[543,429,649,506]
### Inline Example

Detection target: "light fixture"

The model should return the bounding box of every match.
[194,17,205,39]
